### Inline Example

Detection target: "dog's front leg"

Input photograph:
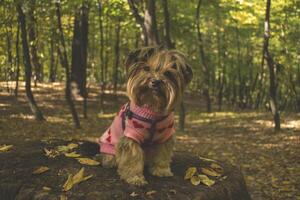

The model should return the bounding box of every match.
[116,136,147,186]
[147,136,175,177]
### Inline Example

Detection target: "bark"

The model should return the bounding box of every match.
[128,0,159,46]
[98,0,105,113]
[55,2,80,128]
[144,0,159,45]
[263,0,280,131]
[161,0,173,49]
[15,21,20,99]
[196,0,212,112]
[16,3,44,121]
[113,18,121,96]
[28,0,43,85]
[49,28,56,82]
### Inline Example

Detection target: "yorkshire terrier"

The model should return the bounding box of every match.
[97,46,193,186]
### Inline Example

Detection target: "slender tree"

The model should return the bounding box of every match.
[14,21,20,99]
[263,0,281,131]
[196,0,212,112]
[98,0,105,113]
[55,2,80,128]
[16,3,44,121]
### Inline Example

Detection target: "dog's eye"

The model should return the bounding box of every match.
[143,66,150,71]
[171,64,177,70]
[164,71,178,86]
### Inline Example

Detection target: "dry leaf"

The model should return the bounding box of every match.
[44,148,60,158]
[76,158,100,166]
[191,176,201,185]
[201,167,221,177]
[98,113,117,119]
[57,143,78,152]
[199,156,217,163]
[42,186,51,191]
[60,194,67,200]
[62,168,93,191]
[0,144,13,152]
[169,189,177,194]
[198,174,215,187]
[130,192,139,197]
[33,166,50,174]
[64,152,81,158]
[146,190,157,196]
[210,163,223,174]
[184,167,197,180]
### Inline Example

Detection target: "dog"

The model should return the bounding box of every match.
[97,46,193,186]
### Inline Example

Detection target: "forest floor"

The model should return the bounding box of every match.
[0,82,299,200]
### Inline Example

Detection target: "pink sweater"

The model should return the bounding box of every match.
[98,102,175,155]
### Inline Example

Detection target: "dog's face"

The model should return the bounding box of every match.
[125,47,193,114]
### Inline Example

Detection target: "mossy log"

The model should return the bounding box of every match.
[0,140,251,200]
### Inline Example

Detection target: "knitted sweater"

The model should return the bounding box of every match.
[98,102,175,155]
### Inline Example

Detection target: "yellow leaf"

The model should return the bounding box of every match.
[42,186,51,191]
[62,168,93,191]
[44,148,60,158]
[0,144,13,152]
[185,167,197,180]
[190,176,201,185]
[98,113,117,119]
[60,194,67,200]
[130,192,139,197]
[76,158,100,166]
[201,167,221,177]
[33,166,50,174]
[57,143,78,152]
[146,190,157,196]
[199,174,215,187]
[64,152,81,158]
[199,156,217,163]
[210,163,223,174]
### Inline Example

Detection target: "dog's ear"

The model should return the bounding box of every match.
[183,63,193,85]
[124,46,161,72]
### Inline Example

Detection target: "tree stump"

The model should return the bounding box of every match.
[0,140,251,200]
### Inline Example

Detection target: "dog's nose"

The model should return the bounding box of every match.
[150,79,162,88]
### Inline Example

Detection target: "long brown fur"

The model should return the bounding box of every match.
[102,46,192,186]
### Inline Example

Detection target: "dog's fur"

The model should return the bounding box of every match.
[101,46,192,185]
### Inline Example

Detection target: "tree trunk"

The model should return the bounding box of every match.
[98,0,105,113]
[113,18,121,96]
[16,3,44,121]
[55,2,80,128]
[263,0,280,131]
[161,0,173,49]
[196,0,212,113]
[28,0,43,86]
[15,21,20,99]
[144,0,159,45]
[49,29,56,82]
[128,0,159,46]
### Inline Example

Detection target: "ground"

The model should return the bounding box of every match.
[0,82,299,199]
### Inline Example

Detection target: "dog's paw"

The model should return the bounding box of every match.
[126,175,148,186]
[149,167,173,177]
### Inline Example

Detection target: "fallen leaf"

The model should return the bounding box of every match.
[146,190,157,196]
[62,168,93,191]
[130,192,139,197]
[98,113,117,119]
[64,152,81,158]
[44,148,60,158]
[33,166,50,174]
[210,163,223,174]
[169,189,176,194]
[199,174,215,187]
[57,143,78,152]
[199,156,217,163]
[191,175,201,185]
[0,144,13,152]
[201,167,221,177]
[60,194,67,200]
[76,158,100,166]
[185,167,197,180]
[42,186,51,191]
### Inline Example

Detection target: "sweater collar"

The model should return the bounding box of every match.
[129,102,168,120]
